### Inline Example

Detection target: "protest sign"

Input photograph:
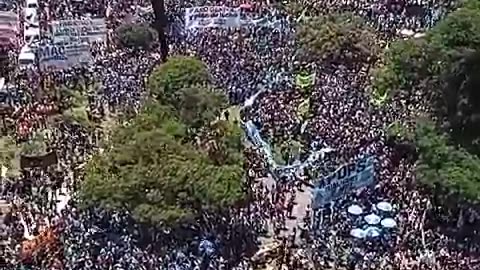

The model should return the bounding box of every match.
[312,156,375,208]
[185,6,241,29]
[50,18,107,43]
[38,42,92,70]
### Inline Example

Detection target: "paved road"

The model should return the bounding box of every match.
[259,176,313,245]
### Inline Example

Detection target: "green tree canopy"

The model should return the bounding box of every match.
[116,23,157,50]
[373,0,480,153]
[442,49,480,151]
[170,86,228,129]
[373,0,480,97]
[81,104,245,227]
[147,56,209,100]
[415,120,480,203]
[372,38,439,98]
[82,57,245,228]
[296,13,380,66]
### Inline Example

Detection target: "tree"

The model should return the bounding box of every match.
[441,49,480,152]
[82,56,246,227]
[116,23,156,50]
[147,56,209,101]
[415,120,480,203]
[373,0,480,152]
[170,86,228,129]
[197,119,244,166]
[0,136,18,176]
[372,38,439,99]
[296,13,380,67]
[81,104,245,227]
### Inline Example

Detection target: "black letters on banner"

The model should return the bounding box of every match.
[347,163,356,177]
[356,157,367,172]
[337,166,347,180]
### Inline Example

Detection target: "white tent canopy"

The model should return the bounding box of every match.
[365,213,381,225]
[381,218,397,228]
[365,227,381,238]
[347,204,363,216]
[350,228,366,239]
[377,201,393,212]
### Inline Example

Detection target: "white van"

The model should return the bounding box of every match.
[18,45,35,67]
[23,27,39,45]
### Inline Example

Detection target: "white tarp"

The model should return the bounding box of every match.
[50,18,107,43]
[38,42,92,70]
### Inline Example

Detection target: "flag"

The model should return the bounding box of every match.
[1,165,7,177]
[296,98,310,120]
[371,91,388,106]
[295,73,316,89]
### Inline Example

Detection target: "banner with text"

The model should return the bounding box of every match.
[38,43,92,70]
[185,6,241,29]
[312,155,375,208]
[185,6,287,30]
[50,18,107,43]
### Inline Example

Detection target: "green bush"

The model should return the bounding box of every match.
[116,23,156,49]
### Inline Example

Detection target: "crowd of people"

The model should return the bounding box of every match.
[1,0,479,269]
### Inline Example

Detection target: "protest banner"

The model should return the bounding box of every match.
[50,18,107,43]
[20,151,58,168]
[185,6,241,29]
[185,6,287,30]
[312,155,375,208]
[38,42,92,70]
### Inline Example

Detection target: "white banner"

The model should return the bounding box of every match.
[184,6,287,30]
[312,156,375,208]
[0,11,18,45]
[185,6,241,29]
[38,42,92,70]
[50,18,107,43]
[0,11,17,26]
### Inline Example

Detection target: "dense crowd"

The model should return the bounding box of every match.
[1,0,479,269]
